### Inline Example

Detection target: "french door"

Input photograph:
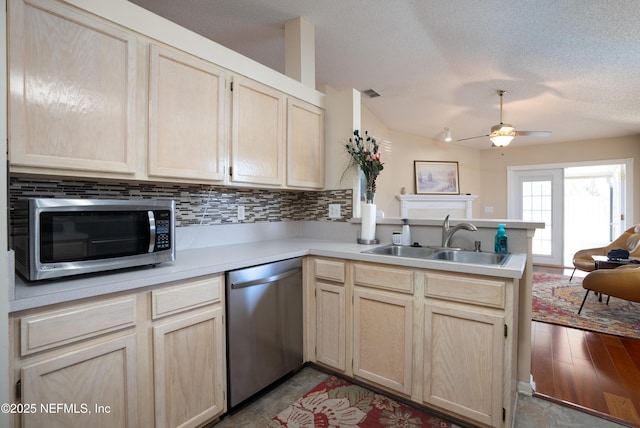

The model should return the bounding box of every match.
[509,168,564,265]
[509,160,631,267]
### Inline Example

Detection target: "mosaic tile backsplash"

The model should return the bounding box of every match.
[9,177,353,227]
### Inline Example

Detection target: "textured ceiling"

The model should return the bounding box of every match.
[128,0,640,149]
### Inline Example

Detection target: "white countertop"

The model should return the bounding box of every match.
[10,238,527,312]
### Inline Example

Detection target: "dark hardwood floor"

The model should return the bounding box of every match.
[531,266,640,427]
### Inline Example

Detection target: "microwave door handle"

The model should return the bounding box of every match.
[148,211,156,253]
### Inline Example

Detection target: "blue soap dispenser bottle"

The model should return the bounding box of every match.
[495,224,508,254]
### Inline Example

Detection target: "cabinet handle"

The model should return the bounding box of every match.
[230,267,301,289]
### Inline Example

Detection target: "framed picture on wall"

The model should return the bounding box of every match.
[414,161,460,195]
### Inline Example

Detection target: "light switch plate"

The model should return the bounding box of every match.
[238,205,245,221]
[328,204,341,219]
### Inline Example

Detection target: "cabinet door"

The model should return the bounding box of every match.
[153,307,225,428]
[148,44,226,182]
[353,288,413,395]
[315,281,346,371]
[21,334,137,428]
[287,98,324,189]
[230,75,285,186]
[8,0,137,175]
[423,303,503,427]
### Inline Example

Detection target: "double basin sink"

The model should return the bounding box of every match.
[362,244,510,266]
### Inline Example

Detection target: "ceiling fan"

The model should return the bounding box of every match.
[457,90,551,147]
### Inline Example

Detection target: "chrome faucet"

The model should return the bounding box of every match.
[441,214,478,247]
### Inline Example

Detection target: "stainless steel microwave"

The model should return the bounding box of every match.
[12,198,175,281]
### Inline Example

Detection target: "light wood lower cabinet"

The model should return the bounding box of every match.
[21,334,138,428]
[352,262,414,396]
[153,307,225,428]
[9,274,226,428]
[312,258,347,372]
[423,271,512,426]
[353,287,413,395]
[307,256,517,428]
[315,282,346,371]
[423,302,504,426]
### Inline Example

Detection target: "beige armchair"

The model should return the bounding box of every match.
[578,264,640,314]
[570,225,640,280]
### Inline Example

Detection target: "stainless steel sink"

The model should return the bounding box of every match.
[362,245,510,266]
[362,244,439,258]
[429,250,510,265]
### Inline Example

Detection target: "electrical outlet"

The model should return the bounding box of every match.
[328,204,341,219]
[238,205,245,221]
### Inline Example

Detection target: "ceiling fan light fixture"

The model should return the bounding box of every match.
[444,127,452,142]
[457,90,550,146]
[490,122,515,146]
[492,123,514,134]
[490,134,514,147]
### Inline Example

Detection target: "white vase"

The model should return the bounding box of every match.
[360,203,377,241]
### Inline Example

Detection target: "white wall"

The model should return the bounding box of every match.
[355,104,640,225]
[1,0,10,424]
[361,105,484,219]
[480,135,640,223]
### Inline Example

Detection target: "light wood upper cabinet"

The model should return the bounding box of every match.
[230,75,286,186]
[8,0,326,187]
[148,44,227,182]
[8,0,137,176]
[287,98,325,189]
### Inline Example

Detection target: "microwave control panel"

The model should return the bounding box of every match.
[154,210,172,251]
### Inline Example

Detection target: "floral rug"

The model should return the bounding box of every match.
[270,375,453,428]
[532,272,640,339]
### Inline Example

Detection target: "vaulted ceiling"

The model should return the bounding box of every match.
[129,0,640,149]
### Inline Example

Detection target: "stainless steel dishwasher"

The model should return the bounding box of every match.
[226,257,303,409]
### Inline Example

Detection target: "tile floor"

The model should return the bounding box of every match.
[210,366,629,427]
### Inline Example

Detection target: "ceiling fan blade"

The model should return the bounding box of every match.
[456,134,489,142]
[514,131,551,137]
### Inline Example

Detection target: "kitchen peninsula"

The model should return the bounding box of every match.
[8,219,539,428]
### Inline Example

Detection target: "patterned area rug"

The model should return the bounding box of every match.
[270,375,453,427]
[532,272,640,338]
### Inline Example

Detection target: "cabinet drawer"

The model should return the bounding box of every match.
[314,258,345,283]
[424,272,505,309]
[20,296,136,356]
[152,275,223,319]
[353,263,414,294]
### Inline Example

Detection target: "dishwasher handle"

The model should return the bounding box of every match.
[230,267,302,290]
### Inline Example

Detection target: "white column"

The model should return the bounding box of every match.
[285,17,315,88]
[324,87,362,215]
